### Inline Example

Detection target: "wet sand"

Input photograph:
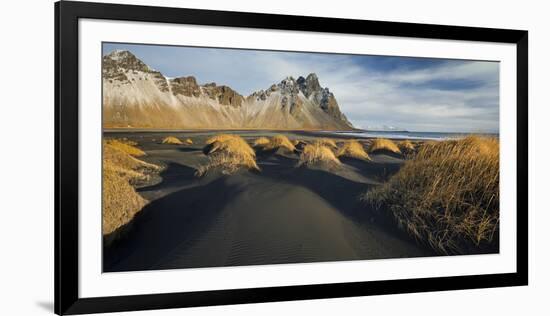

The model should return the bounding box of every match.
[104,131,435,272]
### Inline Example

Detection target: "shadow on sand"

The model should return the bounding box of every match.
[137,162,197,193]
[104,173,246,271]
[176,147,203,153]
[339,156,401,182]
[257,154,374,221]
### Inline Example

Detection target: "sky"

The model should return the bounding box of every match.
[103,43,499,133]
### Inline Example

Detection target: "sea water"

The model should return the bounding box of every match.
[325,130,499,141]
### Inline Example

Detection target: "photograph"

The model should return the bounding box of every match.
[101,42,500,273]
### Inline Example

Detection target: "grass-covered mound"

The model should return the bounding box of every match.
[197,134,259,176]
[103,140,160,244]
[363,136,499,254]
[161,136,184,145]
[105,138,145,157]
[253,135,296,153]
[292,139,308,150]
[368,138,401,154]
[336,140,371,161]
[398,140,415,152]
[298,142,341,167]
[316,138,338,150]
[253,137,270,147]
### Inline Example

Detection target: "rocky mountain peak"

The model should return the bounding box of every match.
[106,49,132,61]
[103,49,165,88]
[103,50,151,73]
[245,73,352,127]
[277,76,299,95]
[297,73,322,98]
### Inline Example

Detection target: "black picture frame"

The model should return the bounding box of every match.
[55,1,528,314]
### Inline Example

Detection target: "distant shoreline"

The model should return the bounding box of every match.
[103,128,498,141]
[103,127,498,134]
[103,127,360,133]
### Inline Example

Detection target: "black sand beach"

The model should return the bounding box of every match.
[103,131,436,272]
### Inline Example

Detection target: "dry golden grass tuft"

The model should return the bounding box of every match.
[103,167,147,240]
[205,134,238,145]
[316,138,338,150]
[336,140,371,161]
[460,136,498,157]
[398,140,415,152]
[161,136,184,145]
[117,137,138,146]
[368,138,401,154]
[184,138,193,145]
[105,138,145,157]
[298,142,341,167]
[253,137,270,147]
[197,134,259,176]
[103,140,160,243]
[363,136,499,254]
[254,134,296,152]
[204,134,256,156]
[292,139,308,150]
[103,144,159,184]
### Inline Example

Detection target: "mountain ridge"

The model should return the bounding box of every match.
[102,50,354,130]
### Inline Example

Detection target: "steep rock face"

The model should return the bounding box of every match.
[167,78,243,107]
[170,76,201,97]
[296,73,351,125]
[102,50,354,130]
[202,83,244,107]
[277,77,302,115]
[297,73,321,98]
[103,50,151,75]
[103,50,169,92]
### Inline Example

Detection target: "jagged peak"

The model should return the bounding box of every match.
[103,49,154,74]
[104,49,135,61]
[277,76,299,95]
[306,72,318,80]
[305,73,321,90]
[297,73,319,82]
[296,73,322,98]
[248,73,327,99]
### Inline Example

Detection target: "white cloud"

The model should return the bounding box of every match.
[233,52,499,132]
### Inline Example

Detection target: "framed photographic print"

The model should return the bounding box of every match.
[55,1,528,314]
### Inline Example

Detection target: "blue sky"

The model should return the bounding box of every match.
[103,43,499,133]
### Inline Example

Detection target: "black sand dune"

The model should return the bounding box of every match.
[104,132,435,272]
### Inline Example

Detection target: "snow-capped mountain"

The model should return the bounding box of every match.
[102,50,354,130]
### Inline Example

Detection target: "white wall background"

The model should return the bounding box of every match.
[0,0,545,315]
